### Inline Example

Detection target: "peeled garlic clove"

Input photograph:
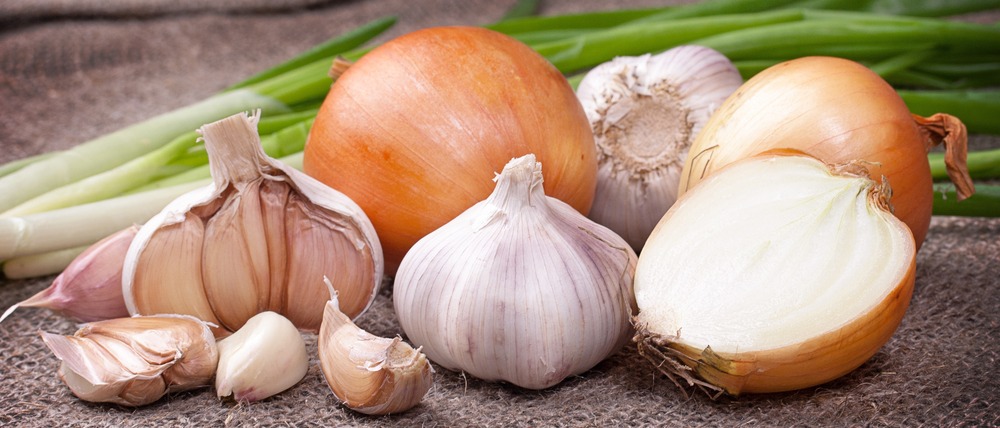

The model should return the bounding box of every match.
[215,311,308,402]
[576,46,742,252]
[123,111,383,335]
[2,225,137,323]
[393,154,638,390]
[634,154,916,395]
[40,314,218,406]
[319,279,432,415]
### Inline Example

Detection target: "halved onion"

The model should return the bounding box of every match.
[635,153,915,395]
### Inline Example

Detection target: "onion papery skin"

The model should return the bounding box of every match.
[304,26,598,273]
[636,154,916,395]
[679,56,965,249]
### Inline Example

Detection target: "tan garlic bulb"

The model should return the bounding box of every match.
[122,111,382,335]
[576,45,742,252]
[39,314,218,407]
[319,278,433,415]
[393,154,638,390]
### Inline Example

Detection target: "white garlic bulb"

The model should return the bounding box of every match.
[122,111,383,336]
[576,45,742,252]
[393,154,637,390]
[215,311,309,402]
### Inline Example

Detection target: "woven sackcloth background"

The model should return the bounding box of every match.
[1,0,998,426]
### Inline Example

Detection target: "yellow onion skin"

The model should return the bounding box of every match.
[679,56,969,248]
[640,263,914,395]
[304,26,597,273]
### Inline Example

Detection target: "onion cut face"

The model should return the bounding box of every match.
[635,153,915,395]
[678,56,973,249]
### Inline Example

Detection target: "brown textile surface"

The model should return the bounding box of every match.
[1,0,998,426]
[0,0,345,22]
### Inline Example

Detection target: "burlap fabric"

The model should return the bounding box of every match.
[1,1,997,426]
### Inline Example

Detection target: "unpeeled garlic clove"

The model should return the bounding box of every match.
[122,111,383,336]
[576,45,742,252]
[393,154,638,390]
[215,311,309,402]
[1,225,137,323]
[39,314,218,406]
[319,278,432,415]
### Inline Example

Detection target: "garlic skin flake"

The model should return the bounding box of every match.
[122,111,383,335]
[576,46,742,252]
[319,279,433,415]
[393,154,638,390]
[39,314,218,407]
[215,311,309,402]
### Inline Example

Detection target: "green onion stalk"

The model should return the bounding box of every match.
[0,16,395,215]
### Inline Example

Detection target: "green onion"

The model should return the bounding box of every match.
[632,0,802,21]
[0,91,291,214]
[3,246,88,279]
[499,0,540,21]
[0,181,207,261]
[227,16,396,90]
[933,184,1000,217]
[0,152,59,178]
[161,108,318,170]
[694,11,1000,62]
[930,148,1000,181]
[129,123,311,194]
[867,47,939,77]
[537,9,805,74]
[900,89,1000,135]
[486,7,670,34]
[0,152,304,263]
[1,111,315,217]
[842,0,1000,17]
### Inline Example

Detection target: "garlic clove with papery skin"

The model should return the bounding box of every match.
[122,111,383,336]
[634,153,916,396]
[215,311,309,402]
[576,45,742,252]
[2,225,137,323]
[39,314,218,407]
[393,154,638,390]
[318,278,433,415]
